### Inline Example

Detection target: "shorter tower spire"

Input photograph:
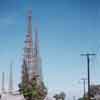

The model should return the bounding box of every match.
[1,72,5,93]
[8,62,13,94]
[34,27,39,57]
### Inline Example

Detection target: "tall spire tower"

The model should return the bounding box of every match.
[24,9,37,79]
[23,9,43,81]
[20,9,47,99]
[24,9,33,64]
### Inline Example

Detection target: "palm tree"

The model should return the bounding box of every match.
[59,92,66,100]
[53,92,66,100]
[53,94,59,100]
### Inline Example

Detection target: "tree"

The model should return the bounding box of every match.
[30,75,47,100]
[53,94,59,100]
[19,59,31,100]
[19,59,47,100]
[53,92,66,100]
[59,92,66,100]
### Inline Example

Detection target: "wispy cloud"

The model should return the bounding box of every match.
[0,14,17,26]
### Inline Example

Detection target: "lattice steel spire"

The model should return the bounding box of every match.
[34,27,43,81]
[24,9,33,63]
[24,9,35,80]
[23,9,43,81]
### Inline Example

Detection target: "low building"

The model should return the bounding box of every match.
[1,92,25,100]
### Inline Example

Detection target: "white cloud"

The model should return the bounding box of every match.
[0,15,17,26]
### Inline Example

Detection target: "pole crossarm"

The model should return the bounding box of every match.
[80,53,96,56]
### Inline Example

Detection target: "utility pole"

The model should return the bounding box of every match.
[73,96,76,100]
[81,53,96,100]
[81,78,87,100]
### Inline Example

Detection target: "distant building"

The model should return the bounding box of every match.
[0,92,24,100]
[95,94,100,100]
[89,85,100,95]
[90,85,100,100]
[82,85,100,100]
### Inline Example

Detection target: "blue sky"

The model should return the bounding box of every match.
[0,0,100,99]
